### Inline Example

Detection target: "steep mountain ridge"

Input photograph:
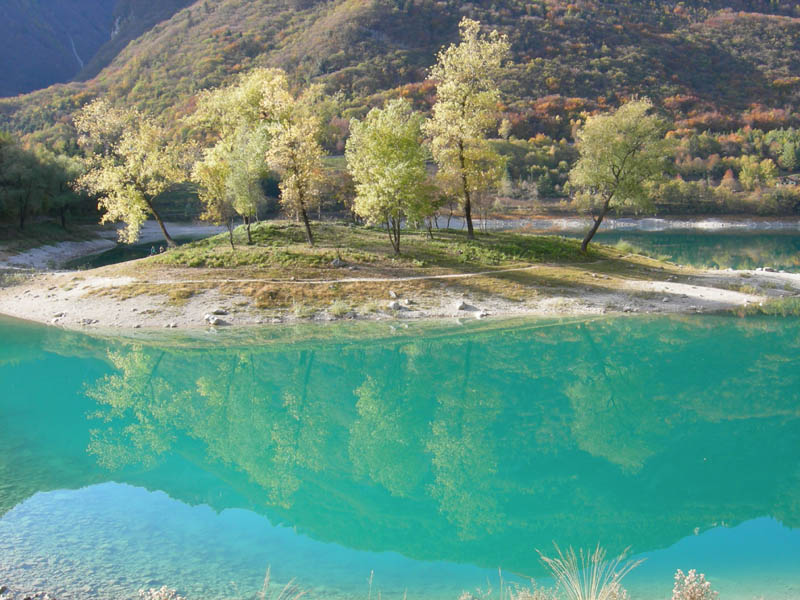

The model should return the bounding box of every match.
[0,0,116,97]
[0,0,192,98]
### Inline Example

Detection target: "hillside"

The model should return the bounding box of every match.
[0,0,116,97]
[0,0,193,99]
[2,0,800,145]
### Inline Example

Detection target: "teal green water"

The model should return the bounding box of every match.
[588,231,800,272]
[1,315,800,599]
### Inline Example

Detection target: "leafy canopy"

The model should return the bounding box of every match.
[346,99,433,253]
[424,18,510,237]
[261,69,324,245]
[74,99,183,244]
[570,98,673,213]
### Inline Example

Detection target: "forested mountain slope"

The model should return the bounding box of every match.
[2,0,800,146]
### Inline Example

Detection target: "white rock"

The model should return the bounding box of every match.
[389,290,398,299]
[387,301,401,311]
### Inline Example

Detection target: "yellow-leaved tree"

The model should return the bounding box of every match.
[260,70,325,246]
[424,18,510,239]
[74,99,183,246]
[189,69,275,244]
[346,99,434,254]
[570,98,674,252]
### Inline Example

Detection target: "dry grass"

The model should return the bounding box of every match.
[60,221,697,320]
[537,544,644,600]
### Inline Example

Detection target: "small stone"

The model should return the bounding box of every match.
[402,298,414,305]
[133,324,141,329]
[455,300,478,312]
[53,312,66,318]
[331,257,346,268]
[662,297,669,303]
[389,290,398,299]
[212,308,229,315]
[387,300,401,311]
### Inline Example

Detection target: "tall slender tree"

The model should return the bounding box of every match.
[189,69,277,242]
[346,99,434,254]
[424,18,510,239]
[260,70,325,246]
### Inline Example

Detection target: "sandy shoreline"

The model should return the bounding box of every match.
[1,262,798,332]
[0,222,226,270]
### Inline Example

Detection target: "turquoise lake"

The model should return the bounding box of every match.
[588,231,800,272]
[1,314,800,599]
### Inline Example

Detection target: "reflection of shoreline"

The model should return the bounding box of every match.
[437,215,800,233]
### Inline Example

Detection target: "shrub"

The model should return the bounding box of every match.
[672,569,718,600]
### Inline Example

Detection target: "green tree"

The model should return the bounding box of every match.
[74,99,183,246]
[779,142,798,171]
[739,155,778,191]
[346,99,433,254]
[260,70,325,246]
[191,143,238,249]
[424,18,510,239]
[0,137,46,231]
[37,149,85,229]
[189,69,278,244]
[570,98,672,252]
[192,127,269,248]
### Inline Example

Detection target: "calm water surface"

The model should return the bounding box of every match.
[1,315,800,599]
[589,231,800,272]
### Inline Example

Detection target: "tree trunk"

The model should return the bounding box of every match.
[458,141,475,239]
[581,194,613,253]
[59,206,67,230]
[385,219,400,255]
[227,220,235,250]
[18,198,27,231]
[146,199,176,247]
[299,206,314,246]
[245,215,252,244]
[426,218,433,240]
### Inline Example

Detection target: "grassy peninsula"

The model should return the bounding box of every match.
[2,220,798,331]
